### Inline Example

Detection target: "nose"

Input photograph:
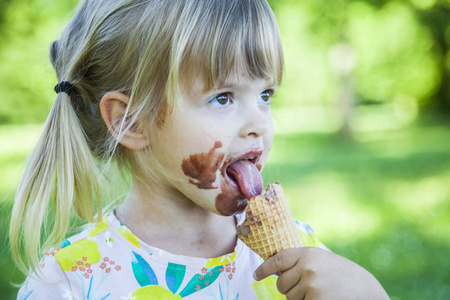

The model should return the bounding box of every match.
[239,105,270,138]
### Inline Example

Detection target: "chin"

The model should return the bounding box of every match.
[214,193,249,216]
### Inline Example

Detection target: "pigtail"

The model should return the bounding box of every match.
[10,87,101,277]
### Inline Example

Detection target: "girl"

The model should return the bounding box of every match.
[11,0,389,299]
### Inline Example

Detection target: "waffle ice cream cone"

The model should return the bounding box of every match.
[237,183,303,260]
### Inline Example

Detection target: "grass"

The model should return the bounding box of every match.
[264,114,450,300]
[1,113,450,299]
[0,124,42,299]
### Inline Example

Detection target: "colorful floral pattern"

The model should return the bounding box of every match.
[252,276,285,300]
[18,212,325,299]
[54,239,101,272]
[116,225,140,248]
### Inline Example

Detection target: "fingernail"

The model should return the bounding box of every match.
[253,271,258,281]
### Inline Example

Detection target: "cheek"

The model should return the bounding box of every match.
[180,141,225,190]
[265,133,274,151]
[266,118,275,147]
[260,122,274,166]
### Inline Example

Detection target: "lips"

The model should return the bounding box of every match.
[223,150,264,199]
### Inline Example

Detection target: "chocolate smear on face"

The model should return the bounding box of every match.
[215,184,248,216]
[181,141,224,189]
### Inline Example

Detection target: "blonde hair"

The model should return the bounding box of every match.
[10,0,284,277]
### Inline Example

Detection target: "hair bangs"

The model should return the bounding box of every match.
[175,0,284,93]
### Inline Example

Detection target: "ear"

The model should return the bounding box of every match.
[100,91,149,150]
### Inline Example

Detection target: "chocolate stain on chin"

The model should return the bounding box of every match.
[181,141,225,189]
[215,183,248,216]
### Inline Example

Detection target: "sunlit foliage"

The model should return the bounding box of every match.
[0,1,449,299]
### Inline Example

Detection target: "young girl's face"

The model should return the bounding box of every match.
[148,72,276,216]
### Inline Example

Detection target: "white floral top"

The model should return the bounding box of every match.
[18,212,325,300]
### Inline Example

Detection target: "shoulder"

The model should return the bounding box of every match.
[295,220,330,250]
[50,215,116,271]
[17,214,130,299]
[17,249,72,300]
[17,216,112,295]
[295,220,316,235]
[63,214,111,246]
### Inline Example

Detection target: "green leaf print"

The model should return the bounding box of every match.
[131,251,158,287]
[178,266,221,298]
[59,239,71,249]
[165,263,186,294]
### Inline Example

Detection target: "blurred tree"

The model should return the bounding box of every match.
[273,0,448,139]
[278,0,442,104]
[329,43,357,139]
[0,0,448,125]
[0,0,77,124]
[413,1,450,112]
[0,0,13,34]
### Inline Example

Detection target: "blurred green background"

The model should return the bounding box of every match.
[1,0,449,299]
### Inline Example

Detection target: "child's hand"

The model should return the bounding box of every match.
[253,247,389,300]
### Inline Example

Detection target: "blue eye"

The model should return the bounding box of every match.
[259,90,274,103]
[210,93,232,106]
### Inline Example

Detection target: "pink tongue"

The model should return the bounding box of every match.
[227,160,263,199]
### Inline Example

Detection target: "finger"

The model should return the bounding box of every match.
[285,280,307,300]
[276,261,302,295]
[254,248,302,281]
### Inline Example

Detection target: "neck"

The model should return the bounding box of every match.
[115,181,238,258]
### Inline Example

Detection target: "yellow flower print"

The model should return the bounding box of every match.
[87,216,110,237]
[298,230,321,247]
[252,276,285,299]
[116,225,140,248]
[132,285,182,299]
[55,239,101,271]
[205,251,236,267]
